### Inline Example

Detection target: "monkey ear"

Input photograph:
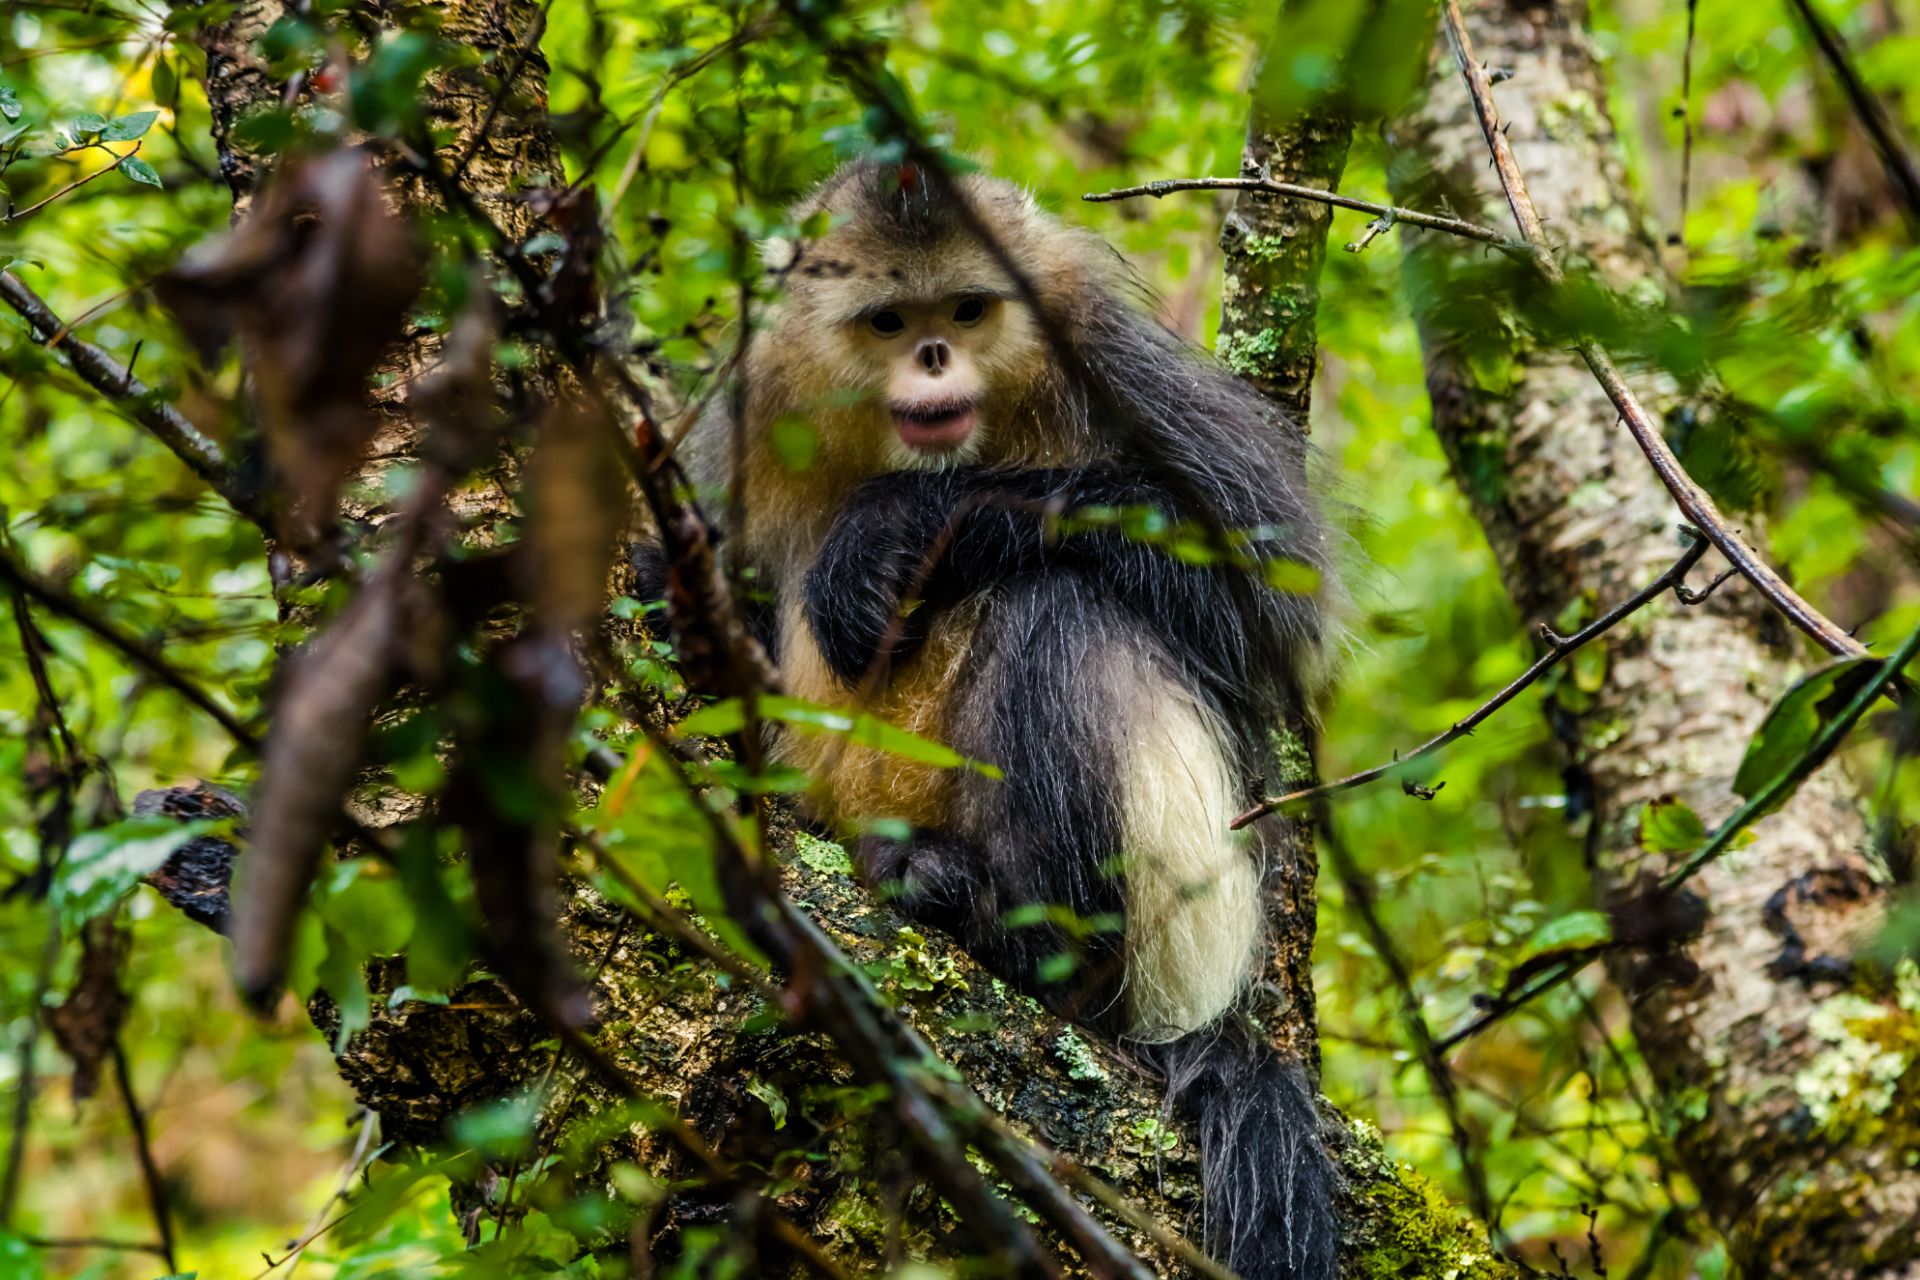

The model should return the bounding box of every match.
[760,236,797,272]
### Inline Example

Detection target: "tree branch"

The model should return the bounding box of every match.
[1085,175,1522,252]
[1783,0,1920,235]
[1234,530,1716,826]
[0,270,265,525]
[0,546,261,752]
[1435,0,1872,666]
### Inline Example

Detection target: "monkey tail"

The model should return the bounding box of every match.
[1144,1024,1339,1280]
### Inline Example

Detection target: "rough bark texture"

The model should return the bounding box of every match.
[1216,14,1357,1074]
[1387,2,1920,1274]
[169,1,1525,1273]
[1217,63,1356,423]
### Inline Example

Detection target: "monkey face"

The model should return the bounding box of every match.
[857,292,1000,455]
[747,169,1063,486]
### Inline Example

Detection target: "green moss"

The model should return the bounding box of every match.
[793,831,854,877]
[1790,986,1920,1145]
[1230,230,1301,264]
[1051,1027,1109,1084]
[1343,1120,1518,1280]
[1217,325,1289,379]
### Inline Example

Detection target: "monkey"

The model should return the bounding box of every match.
[663,157,1340,1280]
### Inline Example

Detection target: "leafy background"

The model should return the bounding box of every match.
[2,0,1917,1274]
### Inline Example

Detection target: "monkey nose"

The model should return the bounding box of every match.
[915,337,951,375]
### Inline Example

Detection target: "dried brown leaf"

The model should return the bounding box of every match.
[46,918,130,1101]
[158,149,424,548]
[228,574,418,1005]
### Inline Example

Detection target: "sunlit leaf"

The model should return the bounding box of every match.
[1733,657,1880,809]
[53,817,215,930]
[1639,796,1707,853]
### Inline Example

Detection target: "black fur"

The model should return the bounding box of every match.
[803,465,1320,765]
[815,472,1339,1279]
[858,574,1133,1027]
[756,159,1339,1280]
[1145,1026,1339,1280]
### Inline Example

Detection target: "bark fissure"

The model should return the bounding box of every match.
[1388,2,1920,1273]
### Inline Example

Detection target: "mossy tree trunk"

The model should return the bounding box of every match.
[1388,1,1920,1273]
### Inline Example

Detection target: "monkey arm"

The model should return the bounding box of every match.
[802,467,1285,696]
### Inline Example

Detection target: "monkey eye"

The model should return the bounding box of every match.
[952,296,988,326]
[868,309,906,336]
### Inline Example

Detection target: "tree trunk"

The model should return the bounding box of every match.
[1388,2,1920,1274]
[157,1,1522,1272]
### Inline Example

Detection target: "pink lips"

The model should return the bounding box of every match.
[891,402,977,452]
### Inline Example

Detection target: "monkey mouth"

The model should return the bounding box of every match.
[891,400,978,452]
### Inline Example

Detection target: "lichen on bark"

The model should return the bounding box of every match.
[1387,0,1920,1272]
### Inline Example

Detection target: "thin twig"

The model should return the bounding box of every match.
[0,917,59,1227]
[929,1075,1234,1280]
[1234,531,1715,826]
[451,0,553,185]
[1437,615,1920,1051]
[1784,0,1920,235]
[111,1040,177,1274]
[0,546,261,752]
[1677,0,1699,245]
[1085,176,1523,252]
[3,144,143,224]
[1316,799,1505,1253]
[261,1110,378,1276]
[1437,0,1874,667]
[0,270,261,524]
[18,1235,169,1256]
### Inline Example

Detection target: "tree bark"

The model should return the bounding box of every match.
[1217,52,1355,423]
[1388,2,1920,1274]
[159,1,1523,1272]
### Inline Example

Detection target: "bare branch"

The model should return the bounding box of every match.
[0,546,261,753]
[110,1040,177,1275]
[1784,0,1920,235]
[1085,175,1522,252]
[1436,0,1874,666]
[3,143,144,225]
[1434,615,1920,1053]
[0,270,265,525]
[1234,531,1715,827]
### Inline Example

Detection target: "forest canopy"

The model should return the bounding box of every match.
[2,0,1918,1277]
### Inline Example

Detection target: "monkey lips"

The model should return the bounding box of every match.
[891,399,977,453]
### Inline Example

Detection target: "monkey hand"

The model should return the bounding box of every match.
[802,471,968,683]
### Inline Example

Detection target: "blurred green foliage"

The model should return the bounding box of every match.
[1,0,1917,1275]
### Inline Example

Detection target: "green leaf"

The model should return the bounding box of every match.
[53,817,214,929]
[770,416,819,470]
[451,1094,539,1160]
[1514,910,1613,969]
[152,58,177,106]
[1733,657,1880,807]
[350,31,452,136]
[676,695,998,776]
[100,110,158,141]
[230,105,300,154]
[1639,796,1707,853]
[746,1078,788,1129]
[0,82,22,123]
[318,859,415,959]
[1260,558,1321,594]
[120,156,163,188]
[317,923,372,1051]
[69,111,108,140]
[676,697,745,737]
[0,1231,43,1280]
